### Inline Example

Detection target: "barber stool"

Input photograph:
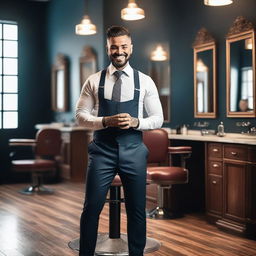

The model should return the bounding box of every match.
[68,175,161,255]
[143,129,191,219]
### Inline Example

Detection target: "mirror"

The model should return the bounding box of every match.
[193,28,216,118]
[80,46,97,88]
[51,54,69,112]
[226,16,255,117]
[149,44,170,122]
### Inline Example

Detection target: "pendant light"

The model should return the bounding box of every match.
[75,0,97,35]
[121,0,145,21]
[204,0,233,6]
[150,45,168,61]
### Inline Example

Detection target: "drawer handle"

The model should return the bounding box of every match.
[213,164,219,168]
[212,180,217,184]
[213,148,219,152]
[231,151,237,156]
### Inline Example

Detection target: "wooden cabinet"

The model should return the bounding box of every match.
[60,129,92,182]
[205,142,256,238]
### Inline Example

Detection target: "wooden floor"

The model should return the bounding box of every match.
[0,182,256,256]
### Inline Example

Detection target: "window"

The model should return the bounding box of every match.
[241,67,253,110]
[0,20,18,129]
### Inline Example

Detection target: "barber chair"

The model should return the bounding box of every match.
[68,175,161,255]
[11,128,62,195]
[143,128,192,219]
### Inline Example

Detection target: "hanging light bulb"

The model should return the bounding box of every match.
[121,0,145,21]
[204,0,233,6]
[76,15,97,35]
[150,45,168,61]
[75,0,97,35]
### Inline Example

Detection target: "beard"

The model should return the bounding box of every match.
[109,53,131,69]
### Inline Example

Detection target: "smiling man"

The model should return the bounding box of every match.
[76,26,163,256]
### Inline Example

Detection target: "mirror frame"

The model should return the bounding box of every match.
[51,54,69,112]
[226,16,256,117]
[79,46,97,88]
[193,28,217,118]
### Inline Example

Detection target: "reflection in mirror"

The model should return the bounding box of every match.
[80,46,97,88]
[51,54,69,112]
[226,16,255,117]
[149,44,170,122]
[193,28,216,118]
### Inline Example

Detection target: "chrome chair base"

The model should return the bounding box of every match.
[146,206,179,219]
[19,185,54,195]
[68,233,161,255]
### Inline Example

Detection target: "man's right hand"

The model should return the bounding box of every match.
[103,113,132,128]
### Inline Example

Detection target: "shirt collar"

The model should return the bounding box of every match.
[108,62,133,78]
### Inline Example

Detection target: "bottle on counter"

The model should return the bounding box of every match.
[217,121,225,137]
[181,124,188,135]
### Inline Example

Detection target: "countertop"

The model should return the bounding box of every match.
[164,128,256,145]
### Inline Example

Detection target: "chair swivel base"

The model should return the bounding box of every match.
[68,233,161,255]
[19,185,54,195]
[146,206,181,219]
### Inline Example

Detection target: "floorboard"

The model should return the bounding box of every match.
[0,182,256,256]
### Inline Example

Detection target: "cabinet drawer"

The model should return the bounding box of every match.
[224,145,248,161]
[208,143,222,159]
[208,161,222,175]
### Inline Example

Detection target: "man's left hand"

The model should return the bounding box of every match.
[118,113,139,129]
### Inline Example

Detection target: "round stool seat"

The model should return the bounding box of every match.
[12,159,56,172]
[111,175,122,187]
[147,166,188,185]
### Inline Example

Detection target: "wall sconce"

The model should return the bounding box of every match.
[245,38,253,50]
[75,0,97,35]
[204,0,233,6]
[121,0,145,21]
[150,45,168,61]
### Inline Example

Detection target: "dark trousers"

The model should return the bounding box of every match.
[79,141,148,256]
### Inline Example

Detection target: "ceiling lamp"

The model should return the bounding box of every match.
[75,1,97,35]
[245,38,253,50]
[204,0,233,6]
[150,45,168,61]
[121,0,145,21]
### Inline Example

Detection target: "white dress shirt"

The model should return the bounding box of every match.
[75,63,163,131]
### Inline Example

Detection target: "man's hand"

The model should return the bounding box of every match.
[103,113,139,129]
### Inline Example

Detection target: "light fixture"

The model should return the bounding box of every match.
[75,0,97,35]
[245,38,253,50]
[150,45,168,61]
[204,0,233,6]
[121,0,145,21]
[196,59,208,72]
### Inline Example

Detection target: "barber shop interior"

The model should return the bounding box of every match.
[1,0,256,255]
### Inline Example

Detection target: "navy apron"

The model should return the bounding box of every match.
[79,69,148,256]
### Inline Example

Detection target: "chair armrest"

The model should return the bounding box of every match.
[168,146,192,155]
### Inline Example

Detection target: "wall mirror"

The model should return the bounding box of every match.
[149,44,170,122]
[51,54,69,112]
[80,46,97,88]
[193,28,217,118]
[226,16,255,117]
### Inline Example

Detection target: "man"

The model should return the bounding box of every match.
[76,25,163,256]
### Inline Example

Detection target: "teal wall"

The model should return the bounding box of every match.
[103,0,256,132]
[0,0,51,182]
[1,0,256,183]
[47,0,104,123]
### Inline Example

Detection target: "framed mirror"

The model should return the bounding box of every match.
[80,46,97,88]
[149,44,170,122]
[51,54,69,112]
[193,28,217,118]
[226,16,256,117]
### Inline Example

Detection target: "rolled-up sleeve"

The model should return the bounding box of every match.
[75,76,104,130]
[137,76,164,130]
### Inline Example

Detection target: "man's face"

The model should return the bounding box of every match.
[106,35,133,69]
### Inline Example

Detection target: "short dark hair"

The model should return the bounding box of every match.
[106,26,131,39]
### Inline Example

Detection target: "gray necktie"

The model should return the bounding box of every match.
[112,70,124,102]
